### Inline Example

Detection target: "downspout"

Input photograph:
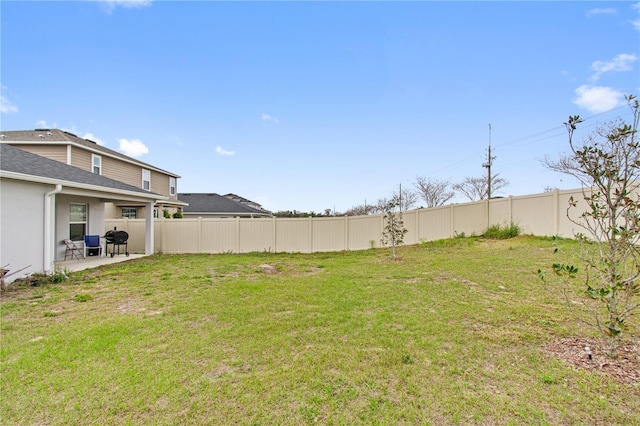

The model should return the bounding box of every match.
[44,184,62,274]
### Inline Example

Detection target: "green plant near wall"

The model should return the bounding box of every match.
[482,222,521,239]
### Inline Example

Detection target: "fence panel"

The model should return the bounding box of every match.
[239,218,275,253]
[452,201,487,236]
[348,215,382,250]
[275,218,312,253]
[105,188,598,255]
[312,217,347,252]
[417,206,452,241]
[201,219,238,253]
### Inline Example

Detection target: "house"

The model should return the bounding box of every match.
[0,129,186,219]
[0,144,163,284]
[178,193,272,218]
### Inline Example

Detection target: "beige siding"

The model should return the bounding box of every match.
[69,147,92,171]
[11,144,68,164]
[150,170,171,197]
[102,157,144,188]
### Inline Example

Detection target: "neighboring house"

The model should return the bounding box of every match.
[178,193,272,218]
[0,129,186,219]
[0,144,163,284]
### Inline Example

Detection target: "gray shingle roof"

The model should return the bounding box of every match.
[1,143,163,198]
[0,129,180,178]
[178,193,271,216]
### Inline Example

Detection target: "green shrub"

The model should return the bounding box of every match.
[482,222,521,239]
[74,293,93,302]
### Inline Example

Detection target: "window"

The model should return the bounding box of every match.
[142,169,150,191]
[69,204,87,241]
[91,154,102,175]
[169,177,176,196]
[122,207,137,219]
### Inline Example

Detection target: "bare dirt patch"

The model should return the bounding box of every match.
[543,337,639,385]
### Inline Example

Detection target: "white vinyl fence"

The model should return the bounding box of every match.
[106,188,587,255]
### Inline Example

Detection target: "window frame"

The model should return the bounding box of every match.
[69,203,88,241]
[169,177,176,196]
[142,169,150,191]
[121,207,137,219]
[91,154,102,175]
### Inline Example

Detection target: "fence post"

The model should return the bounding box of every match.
[235,217,241,253]
[344,216,349,250]
[308,216,313,253]
[160,217,166,254]
[509,196,513,224]
[197,217,202,253]
[273,217,277,253]
[554,189,560,236]
[450,204,455,238]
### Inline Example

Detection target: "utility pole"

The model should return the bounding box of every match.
[482,124,495,200]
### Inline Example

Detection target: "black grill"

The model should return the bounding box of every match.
[104,230,129,257]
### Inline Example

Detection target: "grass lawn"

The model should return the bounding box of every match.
[1,236,638,424]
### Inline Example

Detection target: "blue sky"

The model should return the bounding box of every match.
[2,1,639,213]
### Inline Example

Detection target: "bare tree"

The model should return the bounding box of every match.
[376,187,418,213]
[343,204,376,216]
[414,176,455,208]
[453,174,509,201]
[399,186,418,211]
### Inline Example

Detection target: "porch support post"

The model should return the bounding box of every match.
[44,184,62,273]
[145,201,154,255]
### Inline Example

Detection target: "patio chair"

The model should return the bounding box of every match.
[64,239,83,260]
[83,235,102,257]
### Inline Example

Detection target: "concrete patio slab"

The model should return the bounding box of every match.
[56,253,148,273]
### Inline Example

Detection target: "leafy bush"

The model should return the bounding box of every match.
[482,222,521,239]
[74,293,93,302]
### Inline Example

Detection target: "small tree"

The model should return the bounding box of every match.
[453,174,508,201]
[414,176,455,207]
[380,195,408,259]
[541,95,640,358]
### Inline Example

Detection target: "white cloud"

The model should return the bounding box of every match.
[591,53,638,81]
[98,0,152,13]
[572,85,626,113]
[35,120,59,129]
[633,3,640,31]
[215,146,235,156]
[586,8,617,17]
[1,96,18,114]
[83,132,104,146]
[261,113,280,124]
[1,85,18,114]
[118,138,149,157]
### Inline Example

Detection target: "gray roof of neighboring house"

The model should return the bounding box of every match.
[0,128,180,178]
[178,193,272,216]
[1,143,164,198]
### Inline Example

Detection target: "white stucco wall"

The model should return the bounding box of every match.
[55,194,105,261]
[0,178,49,283]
